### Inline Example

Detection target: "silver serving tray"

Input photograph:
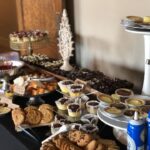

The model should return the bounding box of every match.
[0,60,24,77]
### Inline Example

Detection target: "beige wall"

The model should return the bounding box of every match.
[0,0,18,49]
[74,0,150,89]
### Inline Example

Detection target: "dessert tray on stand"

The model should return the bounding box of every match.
[10,38,50,55]
[121,17,150,96]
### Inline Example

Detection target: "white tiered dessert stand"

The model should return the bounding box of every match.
[125,27,150,96]
[98,26,150,145]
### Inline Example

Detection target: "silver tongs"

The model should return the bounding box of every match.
[30,76,55,82]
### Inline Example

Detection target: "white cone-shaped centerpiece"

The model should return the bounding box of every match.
[58,9,74,71]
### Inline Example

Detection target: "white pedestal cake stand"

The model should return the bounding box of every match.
[125,27,150,96]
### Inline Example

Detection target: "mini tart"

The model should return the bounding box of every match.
[55,97,70,110]
[124,109,147,119]
[86,100,99,114]
[126,16,143,23]
[5,90,14,98]
[124,109,136,119]
[68,84,84,98]
[125,98,145,107]
[104,107,123,117]
[141,106,150,113]
[67,103,81,117]
[143,16,150,24]
[97,94,114,106]
[58,80,74,93]
[115,88,134,97]
[110,103,127,110]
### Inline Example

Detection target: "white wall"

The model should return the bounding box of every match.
[74,0,150,89]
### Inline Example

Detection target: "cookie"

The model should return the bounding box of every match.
[77,133,92,147]
[40,141,58,150]
[24,106,37,111]
[53,136,82,150]
[25,106,42,125]
[85,140,98,150]
[108,145,120,150]
[96,143,106,150]
[12,108,25,126]
[68,130,82,143]
[39,104,54,111]
[39,109,54,124]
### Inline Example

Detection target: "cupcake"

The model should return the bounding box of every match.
[51,121,64,135]
[68,84,84,98]
[55,97,70,110]
[86,100,100,114]
[58,80,74,93]
[67,103,81,117]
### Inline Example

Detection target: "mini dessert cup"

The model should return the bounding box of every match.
[115,88,134,102]
[51,121,64,135]
[81,114,99,125]
[80,124,99,134]
[68,84,84,98]
[71,123,82,130]
[86,100,100,114]
[58,80,74,93]
[75,94,89,109]
[55,97,70,110]
[67,103,81,117]
[54,114,66,122]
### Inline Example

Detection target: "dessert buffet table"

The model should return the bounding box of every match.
[0,53,132,150]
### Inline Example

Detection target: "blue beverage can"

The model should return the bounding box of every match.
[147,111,150,150]
[127,112,146,150]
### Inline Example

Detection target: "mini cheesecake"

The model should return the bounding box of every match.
[125,98,145,107]
[58,80,74,93]
[67,103,81,117]
[86,100,99,114]
[55,97,70,110]
[97,94,114,106]
[68,84,84,98]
